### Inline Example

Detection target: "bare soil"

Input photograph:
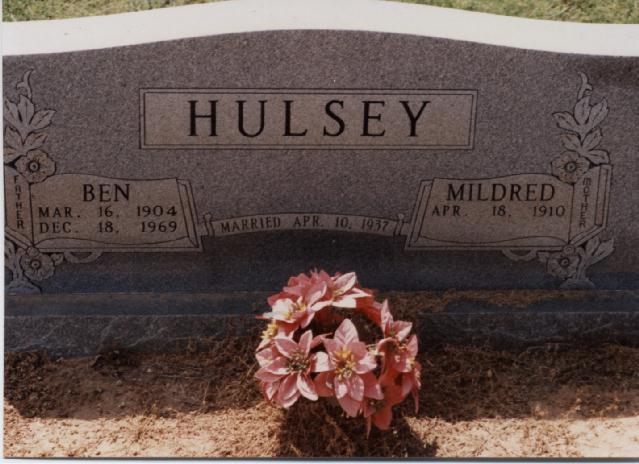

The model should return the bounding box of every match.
[4,324,639,458]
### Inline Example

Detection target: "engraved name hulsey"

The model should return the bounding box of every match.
[140,89,477,149]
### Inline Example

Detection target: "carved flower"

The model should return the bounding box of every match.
[551,152,590,184]
[20,247,55,281]
[15,149,56,183]
[546,245,581,279]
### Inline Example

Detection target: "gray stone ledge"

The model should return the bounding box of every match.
[7,289,639,316]
[6,310,639,357]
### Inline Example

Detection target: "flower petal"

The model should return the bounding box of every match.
[319,270,333,281]
[394,321,413,342]
[255,346,278,367]
[261,379,280,400]
[334,377,348,399]
[362,398,375,418]
[267,292,288,307]
[299,310,315,328]
[257,338,271,351]
[311,333,331,349]
[333,298,357,309]
[385,383,406,405]
[274,337,299,359]
[348,341,368,359]
[269,299,296,322]
[354,353,377,374]
[394,352,412,373]
[310,299,334,312]
[401,373,413,397]
[311,351,332,372]
[347,374,365,401]
[351,287,372,299]
[298,330,313,355]
[334,318,359,346]
[279,389,301,408]
[314,372,334,397]
[380,299,392,333]
[323,338,340,355]
[358,302,382,327]
[333,272,357,293]
[264,357,289,375]
[337,394,361,417]
[375,337,394,353]
[277,374,299,406]
[255,367,284,383]
[373,404,393,430]
[406,334,418,357]
[306,281,328,306]
[361,372,384,400]
[297,373,318,401]
[379,365,400,388]
[283,273,311,297]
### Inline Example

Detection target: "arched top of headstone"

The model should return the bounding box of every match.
[4,0,639,57]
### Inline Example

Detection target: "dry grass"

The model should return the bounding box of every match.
[3,0,638,23]
[403,0,639,23]
[5,330,639,457]
[3,0,216,21]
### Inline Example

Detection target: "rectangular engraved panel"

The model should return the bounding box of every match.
[140,89,477,149]
[3,169,202,252]
[406,167,611,250]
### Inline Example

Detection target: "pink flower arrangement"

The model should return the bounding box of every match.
[255,270,422,436]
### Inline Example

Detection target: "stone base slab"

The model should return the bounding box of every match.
[5,289,639,357]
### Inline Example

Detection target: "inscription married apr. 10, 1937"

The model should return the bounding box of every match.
[4,70,614,293]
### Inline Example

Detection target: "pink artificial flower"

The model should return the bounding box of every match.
[255,330,330,408]
[354,299,383,327]
[256,317,296,351]
[381,300,412,341]
[401,358,422,412]
[256,270,422,432]
[376,297,418,373]
[362,382,405,436]
[267,270,322,306]
[264,282,331,329]
[377,300,413,351]
[255,345,282,401]
[379,334,422,412]
[389,333,418,373]
[267,270,372,314]
[283,270,327,296]
[327,272,372,308]
[314,319,382,416]
[267,290,289,307]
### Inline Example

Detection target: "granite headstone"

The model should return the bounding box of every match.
[4,1,639,354]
